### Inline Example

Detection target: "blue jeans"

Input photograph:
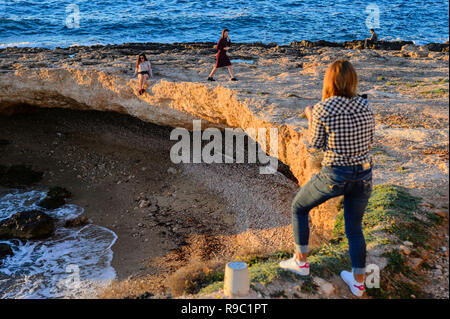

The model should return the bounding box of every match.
[291,165,373,274]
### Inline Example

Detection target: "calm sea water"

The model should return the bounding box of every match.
[0,0,449,48]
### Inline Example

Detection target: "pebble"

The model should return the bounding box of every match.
[403,241,414,247]
[399,245,412,255]
[407,258,423,270]
[434,210,448,218]
[313,277,335,297]
[433,269,442,276]
[167,167,177,174]
[139,200,150,208]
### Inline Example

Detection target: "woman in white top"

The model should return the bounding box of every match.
[134,53,153,95]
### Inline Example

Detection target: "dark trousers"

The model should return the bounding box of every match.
[364,39,376,48]
[291,165,372,274]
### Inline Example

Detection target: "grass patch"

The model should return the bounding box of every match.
[366,250,432,299]
[311,184,432,284]
[431,78,449,85]
[189,185,435,298]
[308,244,351,278]
[333,184,432,248]
[396,166,412,174]
[196,251,319,295]
[385,81,402,86]
[199,281,224,295]
[166,261,225,296]
[420,88,448,95]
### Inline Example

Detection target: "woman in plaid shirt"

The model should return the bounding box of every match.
[280,60,375,297]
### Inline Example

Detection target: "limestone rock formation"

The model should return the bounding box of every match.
[0,243,13,260]
[0,210,55,240]
[38,186,72,210]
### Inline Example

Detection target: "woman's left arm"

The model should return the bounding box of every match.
[148,61,153,78]
[225,37,231,50]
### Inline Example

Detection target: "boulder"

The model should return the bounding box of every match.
[399,245,412,255]
[0,243,13,260]
[0,210,55,240]
[0,164,43,188]
[38,186,71,209]
[407,258,423,270]
[290,40,415,51]
[64,215,90,228]
[313,277,335,297]
[373,40,414,51]
[424,42,449,52]
[290,40,342,48]
[401,45,429,58]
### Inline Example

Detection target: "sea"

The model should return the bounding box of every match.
[0,190,117,298]
[0,0,449,299]
[0,0,449,49]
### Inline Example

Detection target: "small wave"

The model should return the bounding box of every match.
[0,190,117,299]
[0,42,33,48]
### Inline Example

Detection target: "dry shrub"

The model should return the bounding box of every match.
[98,274,165,299]
[165,258,224,297]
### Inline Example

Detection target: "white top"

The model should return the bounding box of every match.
[135,60,152,76]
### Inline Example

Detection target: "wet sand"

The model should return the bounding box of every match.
[0,107,302,289]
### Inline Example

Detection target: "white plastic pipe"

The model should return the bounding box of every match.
[224,261,250,297]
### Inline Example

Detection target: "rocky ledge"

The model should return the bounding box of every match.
[0,41,448,240]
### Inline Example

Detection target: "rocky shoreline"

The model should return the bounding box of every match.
[0,40,448,298]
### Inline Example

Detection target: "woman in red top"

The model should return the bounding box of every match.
[208,28,238,81]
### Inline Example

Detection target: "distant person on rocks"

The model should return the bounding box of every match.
[208,28,238,82]
[364,29,378,49]
[134,53,153,95]
[279,60,375,297]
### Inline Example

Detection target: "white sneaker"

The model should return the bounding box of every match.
[279,256,310,276]
[340,270,365,297]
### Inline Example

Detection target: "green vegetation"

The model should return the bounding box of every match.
[384,78,449,92]
[200,251,318,295]
[431,78,449,85]
[385,81,401,86]
[420,88,448,95]
[396,166,412,174]
[366,249,431,299]
[185,269,225,295]
[192,184,438,298]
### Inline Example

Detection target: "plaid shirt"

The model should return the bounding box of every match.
[308,96,375,167]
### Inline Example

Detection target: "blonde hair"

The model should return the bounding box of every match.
[322,60,358,101]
